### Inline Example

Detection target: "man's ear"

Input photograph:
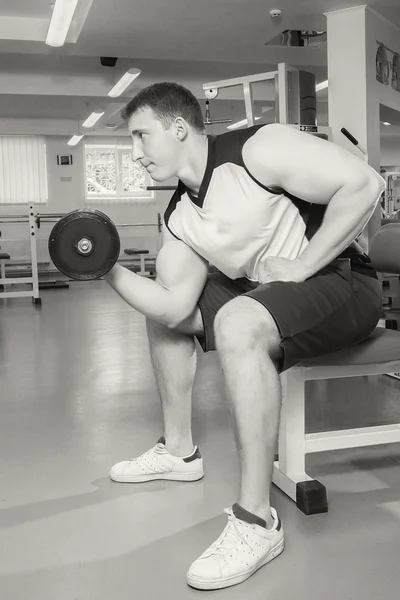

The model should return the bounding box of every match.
[174,117,189,141]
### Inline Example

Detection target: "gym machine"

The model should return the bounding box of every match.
[202,62,332,141]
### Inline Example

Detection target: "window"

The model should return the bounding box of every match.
[85,145,154,202]
[0,136,48,205]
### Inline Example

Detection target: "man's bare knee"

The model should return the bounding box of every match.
[214,296,283,363]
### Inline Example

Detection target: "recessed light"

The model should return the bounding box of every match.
[383,121,391,126]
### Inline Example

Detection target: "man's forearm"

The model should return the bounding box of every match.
[298,182,383,277]
[104,264,176,327]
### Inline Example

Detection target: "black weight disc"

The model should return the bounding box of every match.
[48,209,120,280]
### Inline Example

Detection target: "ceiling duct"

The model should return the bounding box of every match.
[265,30,326,47]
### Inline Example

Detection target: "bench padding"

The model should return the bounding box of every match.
[124,248,149,256]
[300,327,400,368]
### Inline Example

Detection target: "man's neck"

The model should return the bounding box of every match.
[178,135,209,196]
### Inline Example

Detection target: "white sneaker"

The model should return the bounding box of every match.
[109,436,204,483]
[186,504,284,590]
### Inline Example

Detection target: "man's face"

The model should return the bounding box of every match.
[128,107,179,182]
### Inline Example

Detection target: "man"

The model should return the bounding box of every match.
[104,82,384,590]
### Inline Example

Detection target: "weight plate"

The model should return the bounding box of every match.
[48,209,120,280]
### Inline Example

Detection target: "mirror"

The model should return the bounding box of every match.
[380,103,400,223]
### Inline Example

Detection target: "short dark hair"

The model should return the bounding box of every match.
[121,82,205,133]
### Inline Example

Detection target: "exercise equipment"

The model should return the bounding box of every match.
[0,204,41,304]
[1,207,161,287]
[48,209,120,280]
[124,248,152,277]
[274,223,400,515]
[39,281,70,290]
[202,63,331,139]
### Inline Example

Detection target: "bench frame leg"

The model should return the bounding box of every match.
[273,368,328,515]
[0,259,6,291]
[139,254,147,276]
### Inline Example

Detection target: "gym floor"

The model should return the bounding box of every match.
[1,281,400,600]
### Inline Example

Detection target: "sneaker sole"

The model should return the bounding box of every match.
[186,538,284,590]
[110,467,204,483]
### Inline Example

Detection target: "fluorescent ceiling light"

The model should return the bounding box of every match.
[67,135,84,146]
[316,80,328,92]
[46,0,80,47]
[383,121,391,126]
[107,68,141,98]
[82,108,105,128]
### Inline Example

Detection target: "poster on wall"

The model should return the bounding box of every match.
[392,53,400,92]
[376,41,400,92]
[376,43,390,85]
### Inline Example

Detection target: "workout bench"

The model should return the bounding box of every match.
[0,252,10,290]
[124,248,152,277]
[274,223,400,515]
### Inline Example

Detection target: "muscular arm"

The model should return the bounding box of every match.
[104,222,209,328]
[243,124,385,276]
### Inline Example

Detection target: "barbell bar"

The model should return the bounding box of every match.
[1,209,162,280]
[0,213,162,231]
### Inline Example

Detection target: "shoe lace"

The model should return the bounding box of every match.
[206,508,254,558]
[129,443,166,467]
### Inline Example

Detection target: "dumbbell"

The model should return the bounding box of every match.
[48,209,120,280]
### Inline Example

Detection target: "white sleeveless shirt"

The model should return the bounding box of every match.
[164,125,309,282]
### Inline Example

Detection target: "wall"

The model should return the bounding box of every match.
[381,140,400,167]
[366,8,400,166]
[0,135,175,264]
[326,6,400,248]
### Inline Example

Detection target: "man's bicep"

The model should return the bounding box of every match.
[162,218,180,245]
[155,240,209,321]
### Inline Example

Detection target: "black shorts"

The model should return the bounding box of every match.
[196,259,383,372]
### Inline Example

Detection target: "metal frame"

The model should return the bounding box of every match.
[203,70,278,91]
[0,204,40,303]
[203,63,333,143]
[203,69,278,128]
[203,62,301,127]
[273,355,400,504]
[275,62,299,124]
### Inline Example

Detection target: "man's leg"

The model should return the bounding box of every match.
[213,296,283,530]
[186,295,285,590]
[146,308,204,457]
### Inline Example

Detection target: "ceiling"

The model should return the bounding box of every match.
[1,0,399,63]
[0,0,399,141]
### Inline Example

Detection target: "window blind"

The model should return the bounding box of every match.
[0,136,48,205]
